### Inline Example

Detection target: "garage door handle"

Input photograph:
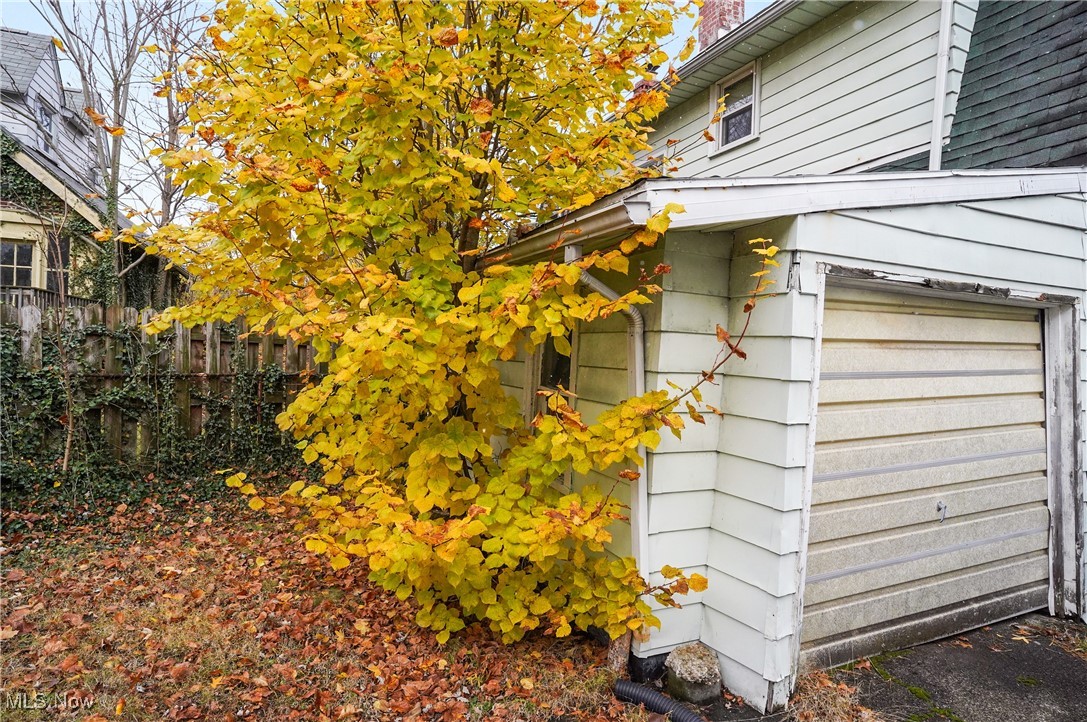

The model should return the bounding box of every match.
[936,501,948,523]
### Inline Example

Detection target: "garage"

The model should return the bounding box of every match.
[801,285,1052,668]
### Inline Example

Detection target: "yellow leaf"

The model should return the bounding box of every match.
[660,564,682,579]
[330,555,350,570]
[689,573,708,593]
[573,192,595,207]
[51,37,65,51]
[248,497,265,511]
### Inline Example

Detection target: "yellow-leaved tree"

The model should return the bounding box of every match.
[149,0,766,645]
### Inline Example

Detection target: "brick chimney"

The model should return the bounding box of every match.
[699,0,745,50]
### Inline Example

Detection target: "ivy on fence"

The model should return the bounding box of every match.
[0,305,312,501]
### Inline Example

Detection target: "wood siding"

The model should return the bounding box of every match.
[690,192,1086,711]
[645,1,957,178]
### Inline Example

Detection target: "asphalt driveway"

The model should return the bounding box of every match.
[709,613,1087,722]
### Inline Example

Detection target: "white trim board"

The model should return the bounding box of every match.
[503,169,1087,262]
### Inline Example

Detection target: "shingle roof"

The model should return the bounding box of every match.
[940,0,1087,169]
[874,0,1087,172]
[0,28,54,95]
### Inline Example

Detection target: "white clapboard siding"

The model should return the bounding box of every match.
[646,1,943,178]
[801,286,1049,668]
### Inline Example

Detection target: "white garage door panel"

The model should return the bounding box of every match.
[805,528,1049,607]
[801,286,1050,669]
[823,309,1042,344]
[809,475,1047,543]
[816,396,1045,443]
[813,427,1047,479]
[813,450,1048,503]
[802,552,1049,643]
[819,347,1043,375]
[818,372,1045,404]
[823,286,1040,320]
[805,506,1051,579]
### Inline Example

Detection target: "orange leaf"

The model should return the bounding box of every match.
[437,27,459,46]
[170,662,193,681]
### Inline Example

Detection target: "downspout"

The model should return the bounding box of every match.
[929,0,954,171]
[564,244,651,578]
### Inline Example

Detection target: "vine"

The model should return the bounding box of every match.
[0,319,303,504]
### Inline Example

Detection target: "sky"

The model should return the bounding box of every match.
[1,0,779,86]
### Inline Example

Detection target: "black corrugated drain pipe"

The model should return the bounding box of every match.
[614,679,708,722]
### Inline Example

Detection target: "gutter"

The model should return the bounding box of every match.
[564,244,651,579]
[498,182,649,263]
[929,0,954,170]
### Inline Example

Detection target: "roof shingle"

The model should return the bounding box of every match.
[0,28,53,95]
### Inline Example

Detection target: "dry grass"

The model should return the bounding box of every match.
[786,671,883,722]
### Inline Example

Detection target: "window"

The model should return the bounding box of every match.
[539,334,572,392]
[46,234,70,294]
[526,330,577,418]
[711,62,759,153]
[0,242,34,287]
[532,331,576,491]
[37,101,55,153]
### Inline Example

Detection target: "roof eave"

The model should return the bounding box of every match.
[505,169,1087,261]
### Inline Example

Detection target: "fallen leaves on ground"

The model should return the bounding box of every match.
[1023,619,1087,663]
[1,492,644,721]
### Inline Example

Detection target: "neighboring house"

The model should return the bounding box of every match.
[498,0,1086,713]
[0,27,186,311]
[0,27,105,308]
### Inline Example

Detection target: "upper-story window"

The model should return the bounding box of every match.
[711,61,760,154]
[37,101,55,153]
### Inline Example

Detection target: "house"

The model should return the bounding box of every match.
[497,0,1086,712]
[0,27,184,310]
[0,27,108,308]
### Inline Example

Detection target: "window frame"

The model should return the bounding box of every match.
[525,328,578,418]
[36,99,57,153]
[707,60,761,157]
[524,327,579,492]
[0,241,36,288]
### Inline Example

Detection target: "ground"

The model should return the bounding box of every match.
[0,489,643,722]
[708,614,1087,722]
[4,487,1085,722]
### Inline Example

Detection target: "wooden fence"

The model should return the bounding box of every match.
[1,303,320,461]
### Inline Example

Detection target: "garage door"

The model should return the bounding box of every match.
[801,286,1050,668]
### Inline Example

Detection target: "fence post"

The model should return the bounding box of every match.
[18,305,42,369]
[102,305,124,457]
[173,320,192,438]
[137,308,156,460]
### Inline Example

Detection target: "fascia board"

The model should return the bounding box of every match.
[10,150,104,229]
[503,168,1087,260]
[645,170,1087,230]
